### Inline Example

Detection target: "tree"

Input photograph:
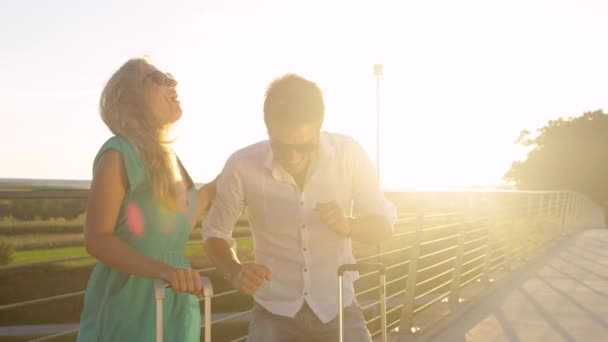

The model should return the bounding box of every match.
[504,109,608,204]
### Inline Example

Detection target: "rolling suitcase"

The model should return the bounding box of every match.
[338,263,387,342]
[154,276,214,342]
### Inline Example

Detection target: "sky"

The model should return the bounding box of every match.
[1,0,607,190]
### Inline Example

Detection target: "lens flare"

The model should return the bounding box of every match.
[126,202,144,237]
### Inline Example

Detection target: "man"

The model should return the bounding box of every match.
[204,74,397,341]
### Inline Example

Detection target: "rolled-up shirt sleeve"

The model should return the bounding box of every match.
[349,138,398,225]
[202,153,246,247]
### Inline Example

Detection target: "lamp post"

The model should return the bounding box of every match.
[374,64,383,183]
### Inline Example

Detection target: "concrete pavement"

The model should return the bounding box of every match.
[416,229,608,342]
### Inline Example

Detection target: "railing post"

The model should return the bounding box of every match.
[580,194,585,229]
[571,192,578,231]
[535,193,543,249]
[558,191,567,237]
[398,198,424,335]
[563,192,571,234]
[505,200,514,271]
[522,194,533,262]
[538,193,548,248]
[547,192,555,242]
[579,193,583,227]
[575,193,583,231]
[552,192,559,238]
[548,192,555,240]
[567,192,575,233]
[481,215,495,284]
[575,193,581,230]
[572,192,579,232]
[553,192,561,240]
[581,195,588,229]
[448,221,466,310]
[581,195,589,229]
[514,193,524,262]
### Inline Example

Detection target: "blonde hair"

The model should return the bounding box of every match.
[99,57,180,209]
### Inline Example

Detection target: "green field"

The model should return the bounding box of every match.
[6,237,255,267]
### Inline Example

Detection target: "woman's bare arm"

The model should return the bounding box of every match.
[84,150,201,295]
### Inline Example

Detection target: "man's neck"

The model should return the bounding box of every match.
[290,167,308,191]
[290,152,319,190]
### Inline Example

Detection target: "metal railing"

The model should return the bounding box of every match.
[0,187,599,341]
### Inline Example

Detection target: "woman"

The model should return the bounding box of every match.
[77,57,215,341]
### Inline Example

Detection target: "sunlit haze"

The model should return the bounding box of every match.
[1,0,607,190]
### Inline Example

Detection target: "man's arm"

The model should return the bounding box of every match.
[203,154,271,294]
[350,215,393,243]
[205,238,271,294]
[317,136,397,244]
[316,202,392,244]
[204,238,243,286]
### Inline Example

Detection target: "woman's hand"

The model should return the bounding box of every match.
[162,267,203,298]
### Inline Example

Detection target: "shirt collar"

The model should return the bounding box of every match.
[316,132,334,160]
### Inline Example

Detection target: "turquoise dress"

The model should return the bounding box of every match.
[77,136,201,342]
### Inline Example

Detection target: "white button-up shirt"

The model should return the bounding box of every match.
[203,131,397,323]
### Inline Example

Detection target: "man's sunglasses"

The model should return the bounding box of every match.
[270,140,319,154]
[144,70,177,87]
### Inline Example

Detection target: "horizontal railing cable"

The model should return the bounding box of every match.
[211,309,252,325]
[0,290,85,311]
[417,256,456,274]
[357,246,413,262]
[414,280,453,313]
[463,235,488,248]
[27,329,79,342]
[0,255,93,271]
[419,233,460,247]
[418,245,458,261]
[415,268,455,288]
[462,246,487,260]
[421,222,464,233]
[415,290,452,314]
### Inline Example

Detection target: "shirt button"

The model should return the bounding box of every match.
[304,268,308,272]
[304,292,308,296]
[303,247,307,251]
[300,201,304,206]
[301,224,306,229]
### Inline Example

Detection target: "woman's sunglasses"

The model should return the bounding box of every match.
[145,70,177,87]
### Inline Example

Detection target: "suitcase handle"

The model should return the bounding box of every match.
[154,276,213,342]
[338,262,385,276]
[338,263,386,342]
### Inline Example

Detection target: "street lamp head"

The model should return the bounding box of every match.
[373,64,383,76]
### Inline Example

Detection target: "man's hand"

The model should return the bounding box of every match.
[231,263,272,295]
[316,201,351,237]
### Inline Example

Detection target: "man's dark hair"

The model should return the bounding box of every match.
[263,74,325,130]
